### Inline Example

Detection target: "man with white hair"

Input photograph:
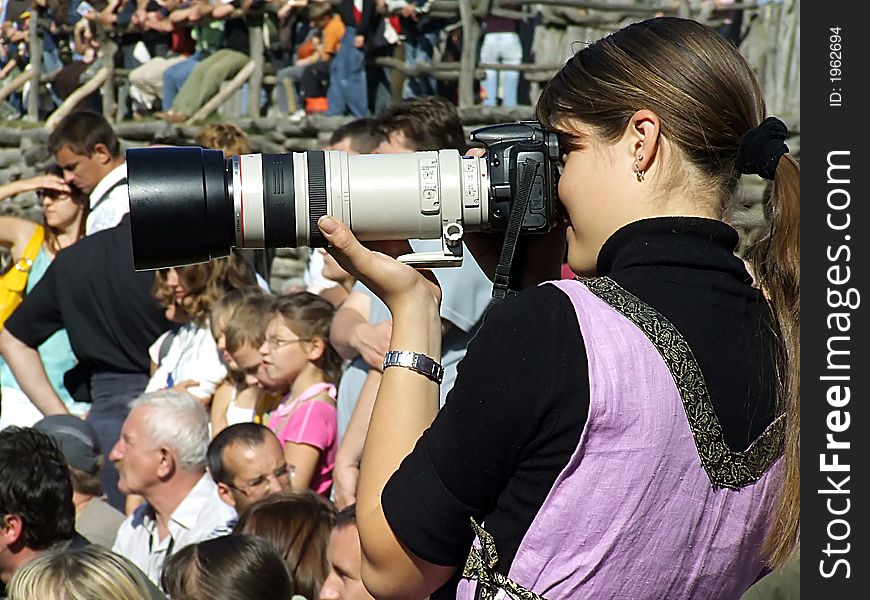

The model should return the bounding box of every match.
[109,390,236,585]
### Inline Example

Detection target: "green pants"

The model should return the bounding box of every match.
[170,49,250,116]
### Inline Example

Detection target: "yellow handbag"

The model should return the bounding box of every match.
[0,225,45,328]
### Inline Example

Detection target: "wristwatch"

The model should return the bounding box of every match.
[382,350,444,384]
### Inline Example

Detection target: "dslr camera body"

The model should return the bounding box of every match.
[126,121,561,270]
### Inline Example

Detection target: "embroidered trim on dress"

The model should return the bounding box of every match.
[577,276,785,490]
[462,518,547,600]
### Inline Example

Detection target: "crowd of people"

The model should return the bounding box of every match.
[1,0,537,121]
[0,13,799,600]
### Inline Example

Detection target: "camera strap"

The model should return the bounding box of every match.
[491,158,540,303]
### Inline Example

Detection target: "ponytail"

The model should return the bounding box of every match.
[745,153,800,567]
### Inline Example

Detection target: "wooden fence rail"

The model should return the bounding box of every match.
[15,0,797,127]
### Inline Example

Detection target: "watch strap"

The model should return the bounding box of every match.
[382,350,444,384]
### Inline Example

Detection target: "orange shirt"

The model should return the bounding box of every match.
[322,14,346,58]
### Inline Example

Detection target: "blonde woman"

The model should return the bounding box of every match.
[146,253,256,405]
[7,545,153,600]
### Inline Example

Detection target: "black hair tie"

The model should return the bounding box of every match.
[735,116,789,180]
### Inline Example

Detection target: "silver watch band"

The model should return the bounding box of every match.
[382,350,444,384]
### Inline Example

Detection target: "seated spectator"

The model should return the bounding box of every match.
[161,534,293,600]
[207,423,291,514]
[6,544,158,600]
[318,505,374,600]
[323,117,383,154]
[0,166,90,428]
[128,0,197,118]
[0,427,77,591]
[50,18,102,115]
[110,390,237,585]
[145,253,256,405]
[160,0,228,113]
[275,0,344,118]
[157,0,256,122]
[259,293,342,496]
[0,38,23,117]
[47,111,129,235]
[234,491,336,600]
[218,293,281,429]
[208,286,270,434]
[215,294,292,409]
[194,122,252,158]
[33,415,126,549]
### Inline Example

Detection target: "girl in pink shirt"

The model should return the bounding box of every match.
[260,293,343,497]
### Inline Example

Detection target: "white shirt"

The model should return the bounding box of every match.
[112,474,237,585]
[145,320,227,400]
[303,249,338,294]
[86,162,129,235]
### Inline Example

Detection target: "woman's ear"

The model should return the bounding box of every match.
[626,109,661,175]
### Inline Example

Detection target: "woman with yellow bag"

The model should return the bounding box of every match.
[0,166,90,428]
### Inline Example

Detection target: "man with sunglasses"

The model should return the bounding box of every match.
[207,423,292,515]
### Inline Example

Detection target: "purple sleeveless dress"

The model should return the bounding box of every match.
[457,277,785,600]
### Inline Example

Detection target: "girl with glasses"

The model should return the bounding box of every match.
[259,292,343,497]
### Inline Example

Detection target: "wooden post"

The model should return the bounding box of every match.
[46,68,109,130]
[0,69,33,103]
[458,0,490,108]
[26,7,44,120]
[248,19,265,118]
[100,29,118,122]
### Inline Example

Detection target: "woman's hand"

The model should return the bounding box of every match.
[318,216,441,315]
[0,174,69,202]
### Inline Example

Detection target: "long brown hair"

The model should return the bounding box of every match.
[538,17,799,566]
[153,252,257,325]
[41,164,89,254]
[233,491,336,600]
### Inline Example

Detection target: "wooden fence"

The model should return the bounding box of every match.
[5,0,798,130]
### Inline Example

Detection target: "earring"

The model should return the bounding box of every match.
[634,155,645,182]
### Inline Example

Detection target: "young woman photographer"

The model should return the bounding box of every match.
[317,16,799,600]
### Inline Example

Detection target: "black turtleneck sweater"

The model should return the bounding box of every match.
[381,217,779,598]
